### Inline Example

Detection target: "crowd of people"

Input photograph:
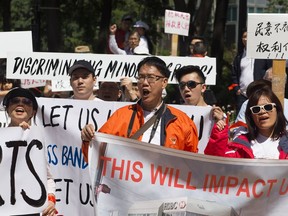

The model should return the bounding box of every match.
[1,14,288,215]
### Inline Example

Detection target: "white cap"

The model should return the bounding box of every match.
[133,21,149,30]
[133,46,150,55]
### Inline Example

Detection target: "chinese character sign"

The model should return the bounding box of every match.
[164,10,190,36]
[247,13,288,59]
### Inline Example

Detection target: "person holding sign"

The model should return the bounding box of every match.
[81,56,199,161]
[205,86,288,159]
[3,87,57,215]
[230,29,272,115]
[175,65,225,123]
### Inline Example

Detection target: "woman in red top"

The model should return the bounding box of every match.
[205,87,288,159]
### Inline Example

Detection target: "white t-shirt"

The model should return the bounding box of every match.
[251,134,279,159]
[239,50,255,96]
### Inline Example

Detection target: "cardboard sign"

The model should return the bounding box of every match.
[0,127,47,215]
[164,10,190,36]
[247,13,288,59]
[0,31,33,58]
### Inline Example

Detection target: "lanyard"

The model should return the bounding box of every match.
[127,102,166,143]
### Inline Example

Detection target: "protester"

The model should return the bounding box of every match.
[0,61,21,108]
[205,87,288,159]
[230,28,272,114]
[120,77,140,102]
[3,87,57,215]
[189,36,205,56]
[191,41,208,57]
[175,65,225,122]
[133,20,154,54]
[109,24,140,55]
[107,14,133,53]
[68,60,102,101]
[81,56,199,161]
[97,82,122,101]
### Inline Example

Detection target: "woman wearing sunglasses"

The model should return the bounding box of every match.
[3,87,57,215]
[205,87,288,159]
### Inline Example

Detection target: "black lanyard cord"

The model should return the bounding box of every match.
[127,102,166,141]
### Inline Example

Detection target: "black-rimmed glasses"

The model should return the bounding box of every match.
[179,80,203,90]
[250,103,276,114]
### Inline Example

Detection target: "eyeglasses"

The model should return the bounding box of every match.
[250,103,276,114]
[9,97,33,106]
[136,74,165,83]
[179,80,203,90]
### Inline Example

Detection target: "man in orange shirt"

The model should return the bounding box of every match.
[81,56,199,162]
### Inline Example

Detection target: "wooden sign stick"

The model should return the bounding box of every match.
[272,59,286,108]
[171,34,178,56]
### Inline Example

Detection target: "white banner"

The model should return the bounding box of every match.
[91,133,288,216]
[0,97,215,215]
[0,126,47,215]
[247,13,288,59]
[6,52,216,85]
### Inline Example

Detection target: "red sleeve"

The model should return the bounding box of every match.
[204,123,229,157]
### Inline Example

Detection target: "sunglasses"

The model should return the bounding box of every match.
[250,103,276,114]
[179,80,203,90]
[9,97,33,106]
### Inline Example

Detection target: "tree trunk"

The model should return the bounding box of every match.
[2,0,12,31]
[96,0,113,53]
[211,0,229,79]
[45,0,61,52]
[237,0,247,54]
[193,0,213,36]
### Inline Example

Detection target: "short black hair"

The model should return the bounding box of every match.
[191,36,205,44]
[192,41,207,56]
[246,79,271,98]
[137,56,171,78]
[175,65,206,83]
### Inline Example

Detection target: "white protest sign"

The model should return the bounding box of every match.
[164,10,190,36]
[0,31,33,58]
[247,13,288,59]
[6,52,216,85]
[51,79,99,92]
[21,79,46,88]
[0,110,8,128]
[0,126,47,215]
[91,133,288,216]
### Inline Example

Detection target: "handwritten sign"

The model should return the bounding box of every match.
[0,31,33,58]
[21,79,46,88]
[247,13,288,59]
[6,52,216,85]
[51,79,99,92]
[164,10,190,36]
[0,127,47,215]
